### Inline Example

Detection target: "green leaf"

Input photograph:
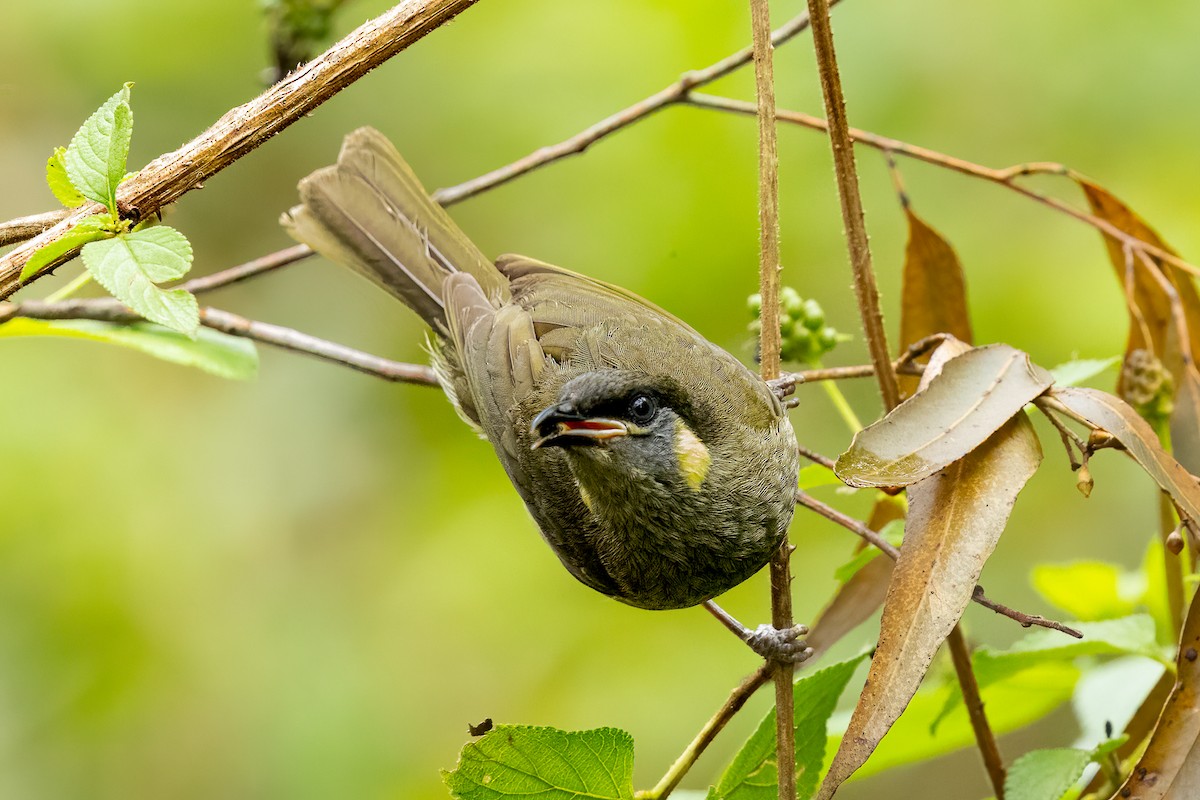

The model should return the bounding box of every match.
[798,463,842,490]
[1050,357,1120,388]
[828,661,1079,781]
[831,520,904,583]
[46,146,86,207]
[975,615,1164,681]
[20,214,114,282]
[0,318,258,380]
[1003,747,1092,800]
[63,83,133,213]
[931,615,1163,736]
[1031,561,1138,622]
[82,225,198,337]
[711,653,866,800]
[442,725,634,800]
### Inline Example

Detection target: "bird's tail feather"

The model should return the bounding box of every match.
[281,127,508,330]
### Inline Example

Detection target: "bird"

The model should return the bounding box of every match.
[282,128,802,636]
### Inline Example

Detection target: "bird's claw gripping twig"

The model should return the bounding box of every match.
[744,622,813,664]
[767,374,798,401]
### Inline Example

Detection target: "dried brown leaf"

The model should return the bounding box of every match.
[1079,180,1200,394]
[816,406,1043,798]
[1052,387,1200,524]
[805,555,892,665]
[898,207,973,397]
[835,344,1053,488]
[805,498,904,663]
[1170,368,1200,479]
[1109,592,1200,799]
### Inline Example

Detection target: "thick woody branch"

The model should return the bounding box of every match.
[0,210,69,248]
[0,0,480,298]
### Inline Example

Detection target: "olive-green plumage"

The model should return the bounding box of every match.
[283,128,798,610]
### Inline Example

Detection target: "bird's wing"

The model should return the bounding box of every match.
[495,254,700,337]
[443,272,548,461]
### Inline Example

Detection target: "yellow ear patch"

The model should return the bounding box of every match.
[674,419,712,491]
[577,482,595,512]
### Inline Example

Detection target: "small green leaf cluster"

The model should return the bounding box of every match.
[747,287,847,366]
[25,84,200,338]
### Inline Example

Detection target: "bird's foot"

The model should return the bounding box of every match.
[743,623,814,665]
[767,374,798,402]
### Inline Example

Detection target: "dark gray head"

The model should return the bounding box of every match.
[529,370,712,492]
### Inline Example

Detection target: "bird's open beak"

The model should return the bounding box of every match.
[530,403,628,450]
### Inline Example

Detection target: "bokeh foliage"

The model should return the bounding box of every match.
[2,1,1200,798]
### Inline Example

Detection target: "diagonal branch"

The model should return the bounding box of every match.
[686,93,1200,279]
[802,0,899,412]
[430,3,838,207]
[0,0,481,299]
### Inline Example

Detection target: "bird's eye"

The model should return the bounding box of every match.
[627,393,658,424]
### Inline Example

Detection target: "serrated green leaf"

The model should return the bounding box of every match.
[63,83,133,212]
[82,225,198,337]
[712,652,867,800]
[1031,561,1139,622]
[0,318,258,380]
[1050,357,1120,388]
[46,146,86,207]
[831,520,904,584]
[20,214,114,282]
[442,725,634,800]
[828,661,1079,781]
[1003,747,1092,800]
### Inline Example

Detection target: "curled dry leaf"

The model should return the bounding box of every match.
[835,343,1053,488]
[1080,180,1200,362]
[1170,368,1200,479]
[816,342,1044,799]
[898,207,973,398]
[1109,592,1200,799]
[1051,387,1200,525]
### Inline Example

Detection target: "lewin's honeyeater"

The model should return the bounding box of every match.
[283,128,800,620]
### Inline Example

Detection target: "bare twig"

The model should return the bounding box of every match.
[430,5,836,207]
[0,0,481,298]
[801,0,899,412]
[686,93,1200,280]
[795,490,1084,637]
[0,298,438,385]
[178,244,314,294]
[636,664,774,800]
[970,586,1083,639]
[947,626,1007,797]
[796,444,837,471]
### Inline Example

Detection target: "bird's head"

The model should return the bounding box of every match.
[530,370,713,495]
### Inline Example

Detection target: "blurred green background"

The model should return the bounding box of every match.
[2,1,1198,797]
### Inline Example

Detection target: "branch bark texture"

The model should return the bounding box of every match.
[0,0,480,299]
[802,0,899,412]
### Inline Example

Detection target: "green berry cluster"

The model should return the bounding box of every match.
[748,286,847,365]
